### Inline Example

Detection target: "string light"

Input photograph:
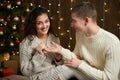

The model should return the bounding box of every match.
[67,0,75,49]
[30,3,33,6]
[57,0,61,37]
[102,0,106,27]
[48,0,51,15]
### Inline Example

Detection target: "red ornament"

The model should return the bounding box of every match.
[21,16,25,22]
[15,38,20,44]
[0,16,4,22]
[20,27,24,31]
[6,1,11,9]
[6,17,11,22]
[0,29,4,35]
[16,0,21,5]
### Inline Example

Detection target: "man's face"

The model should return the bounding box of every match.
[71,13,86,33]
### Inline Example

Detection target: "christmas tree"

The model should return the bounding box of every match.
[0,0,33,55]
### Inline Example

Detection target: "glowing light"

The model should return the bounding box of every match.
[70,37,72,40]
[48,10,50,12]
[58,27,61,29]
[59,18,64,21]
[71,0,74,3]
[30,3,33,6]
[67,30,70,32]
[100,19,104,21]
[117,24,120,26]
[58,4,60,6]
[60,33,64,35]
[105,9,108,12]
[104,3,107,5]
[68,45,71,48]
[38,5,41,7]
[50,17,54,20]
[57,11,60,13]
[49,3,51,5]
[26,8,30,12]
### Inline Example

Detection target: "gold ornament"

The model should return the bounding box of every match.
[3,52,10,61]
[10,42,14,47]
[26,8,30,12]
[17,1,21,5]
[14,16,19,21]
[12,25,17,30]
[7,4,11,9]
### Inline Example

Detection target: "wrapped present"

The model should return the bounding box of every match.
[2,68,14,76]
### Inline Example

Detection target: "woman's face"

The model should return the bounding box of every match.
[36,13,50,36]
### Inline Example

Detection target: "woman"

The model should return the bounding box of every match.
[19,7,65,80]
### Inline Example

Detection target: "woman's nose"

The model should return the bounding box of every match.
[42,23,46,28]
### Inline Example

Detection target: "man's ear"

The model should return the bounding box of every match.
[84,17,89,26]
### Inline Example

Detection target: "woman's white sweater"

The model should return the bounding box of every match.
[19,33,66,80]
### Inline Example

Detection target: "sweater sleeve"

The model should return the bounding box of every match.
[19,38,46,76]
[60,47,77,60]
[78,43,120,80]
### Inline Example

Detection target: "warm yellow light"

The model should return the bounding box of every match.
[49,3,51,5]
[60,33,64,36]
[57,11,60,13]
[26,8,30,12]
[70,37,72,40]
[48,10,50,12]
[68,45,71,48]
[59,18,64,21]
[58,27,61,29]
[117,24,120,26]
[71,0,74,3]
[12,25,17,30]
[3,52,10,61]
[38,5,41,7]
[67,30,70,32]
[100,19,104,21]
[58,4,60,6]
[104,2,107,5]
[10,42,14,47]
[50,16,54,20]
[30,3,33,6]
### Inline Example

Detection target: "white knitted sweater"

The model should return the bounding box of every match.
[19,33,66,80]
[60,28,120,80]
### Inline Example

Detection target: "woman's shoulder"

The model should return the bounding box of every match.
[20,35,38,45]
[49,33,58,38]
[49,33,60,44]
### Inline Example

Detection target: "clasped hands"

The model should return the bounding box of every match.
[35,41,82,68]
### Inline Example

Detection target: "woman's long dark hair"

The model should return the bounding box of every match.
[24,7,53,40]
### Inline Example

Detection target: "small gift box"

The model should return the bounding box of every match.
[2,68,14,76]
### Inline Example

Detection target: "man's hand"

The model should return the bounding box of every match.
[64,58,82,68]
[44,41,62,53]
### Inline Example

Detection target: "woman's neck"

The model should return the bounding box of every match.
[37,34,48,45]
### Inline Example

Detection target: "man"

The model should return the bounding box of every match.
[45,1,120,80]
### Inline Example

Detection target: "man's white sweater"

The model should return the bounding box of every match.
[60,28,120,80]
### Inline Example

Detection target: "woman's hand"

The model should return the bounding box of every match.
[35,43,46,56]
[44,41,62,53]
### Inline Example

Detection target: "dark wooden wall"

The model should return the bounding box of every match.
[24,0,120,50]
